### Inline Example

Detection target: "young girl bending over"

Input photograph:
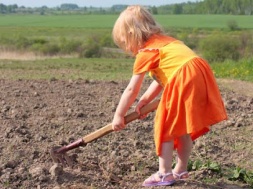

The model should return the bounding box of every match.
[111,5,227,187]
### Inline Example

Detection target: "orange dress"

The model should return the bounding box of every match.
[133,34,227,156]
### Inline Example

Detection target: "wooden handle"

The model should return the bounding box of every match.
[82,99,160,144]
[124,99,160,124]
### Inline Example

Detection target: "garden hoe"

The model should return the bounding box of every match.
[50,99,160,167]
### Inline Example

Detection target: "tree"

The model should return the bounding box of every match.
[151,6,158,14]
[183,2,197,14]
[203,0,223,14]
[0,3,7,13]
[7,4,18,13]
[60,4,79,10]
[173,4,183,14]
[245,0,253,15]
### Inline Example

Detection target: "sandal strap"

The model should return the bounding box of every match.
[157,172,173,182]
[150,174,157,182]
[173,171,189,179]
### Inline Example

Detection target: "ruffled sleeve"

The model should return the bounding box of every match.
[133,49,160,75]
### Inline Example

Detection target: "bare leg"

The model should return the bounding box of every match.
[173,134,193,174]
[143,141,174,186]
[142,141,175,186]
[159,141,174,174]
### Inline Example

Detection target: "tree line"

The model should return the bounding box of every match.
[160,0,253,15]
[0,0,252,15]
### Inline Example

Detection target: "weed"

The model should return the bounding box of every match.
[211,58,253,82]
[188,159,253,187]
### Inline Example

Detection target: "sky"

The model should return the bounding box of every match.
[0,0,198,8]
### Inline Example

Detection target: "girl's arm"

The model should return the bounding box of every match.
[112,72,146,131]
[135,80,163,115]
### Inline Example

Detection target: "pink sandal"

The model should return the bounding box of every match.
[173,171,189,180]
[142,172,175,187]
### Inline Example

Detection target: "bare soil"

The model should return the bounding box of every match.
[0,78,252,189]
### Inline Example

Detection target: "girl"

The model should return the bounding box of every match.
[111,5,227,187]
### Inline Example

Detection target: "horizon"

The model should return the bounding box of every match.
[0,0,199,8]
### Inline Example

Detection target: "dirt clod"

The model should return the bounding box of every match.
[49,164,63,177]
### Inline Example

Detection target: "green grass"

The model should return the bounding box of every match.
[0,15,116,42]
[211,59,253,82]
[0,14,252,49]
[156,15,253,29]
[0,27,109,43]
[0,15,117,28]
[0,58,133,80]
[0,14,253,29]
[0,57,252,82]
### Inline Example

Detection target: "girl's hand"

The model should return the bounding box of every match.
[112,114,125,131]
[135,100,148,119]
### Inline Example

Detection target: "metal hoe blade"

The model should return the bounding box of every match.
[50,139,84,167]
[50,147,74,167]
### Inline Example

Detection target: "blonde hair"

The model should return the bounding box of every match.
[112,5,164,55]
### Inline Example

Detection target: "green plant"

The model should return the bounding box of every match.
[79,35,103,58]
[59,37,83,54]
[80,43,101,58]
[227,20,239,31]
[40,43,60,55]
[229,167,247,181]
[188,159,202,171]
[239,32,253,58]
[187,159,253,187]
[177,32,199,50]
[204,161,221,173]
[16,36,32,49]
[100,34,115,47]
[32,38,47,45]
[228,167,253,186]
[188,159,221,173]
[199,34,240,62]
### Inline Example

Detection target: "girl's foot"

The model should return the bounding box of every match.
[142,172,175,187]
[173,171,189,180]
